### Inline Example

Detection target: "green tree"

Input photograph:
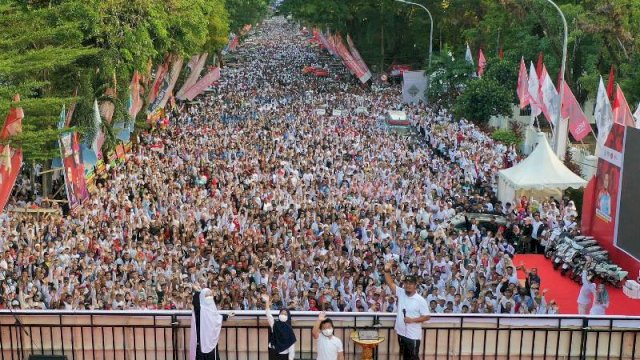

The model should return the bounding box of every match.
[454,78,513,124]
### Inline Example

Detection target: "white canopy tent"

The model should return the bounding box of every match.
[498,132,587,205]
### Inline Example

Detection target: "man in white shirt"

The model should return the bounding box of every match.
[384,262,431,360]
[312,312,344,360]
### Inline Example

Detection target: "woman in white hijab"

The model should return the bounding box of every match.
[190,285,232,360]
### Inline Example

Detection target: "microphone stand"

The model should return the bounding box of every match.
[6,303,31,360]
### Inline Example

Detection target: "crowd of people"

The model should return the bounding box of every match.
[0,17,584,315]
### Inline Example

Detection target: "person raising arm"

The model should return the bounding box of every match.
[384,261,430,360]
[312,311,344,360]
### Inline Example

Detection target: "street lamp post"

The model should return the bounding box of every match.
[542,0,569,160]
[394,0,433,69]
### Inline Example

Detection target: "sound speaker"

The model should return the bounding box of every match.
[29,356,67,360]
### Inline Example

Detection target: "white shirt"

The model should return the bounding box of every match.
[266,312,295,360]
[395,287,430,340]
[317,334,343,360]
[577,271,596,305]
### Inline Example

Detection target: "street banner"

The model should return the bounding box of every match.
[561,81,592,141]
[333,33,368,83]
[595,77,614,146]
[183,67,221,101]
[612,85,635,127]
[402,71,428,104]
[147,61,169,105]
[60,131,88,211]
[346,35,372,83]
[517,57,529,109]
[0,145,21,213]
[148,57,183,114]
[154,56,184,112]
[0,96,24,213]
[128,71,143,120]
[539,65,560,126]
[177,53,208,100]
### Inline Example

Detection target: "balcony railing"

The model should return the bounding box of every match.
[0,311,639,360]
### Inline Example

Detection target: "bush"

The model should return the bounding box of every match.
[492,129,521,146]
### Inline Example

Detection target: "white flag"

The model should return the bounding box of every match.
[539,65,560,126]
[633,102,640,128]
[92,99,103,154]
[594,76,613,146]
[465,43,474,66]
[527,62,542,117]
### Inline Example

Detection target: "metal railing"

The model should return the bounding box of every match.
[0,311,639,360]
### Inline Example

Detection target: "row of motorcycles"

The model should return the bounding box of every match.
[545,233,628,287]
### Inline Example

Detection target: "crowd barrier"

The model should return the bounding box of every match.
[0,311,639,360]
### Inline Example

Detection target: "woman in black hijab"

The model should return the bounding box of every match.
[264,295,297,360]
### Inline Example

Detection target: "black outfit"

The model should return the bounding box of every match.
[397,335,420,360]
[268,309,296,360]
[193,292,228,360]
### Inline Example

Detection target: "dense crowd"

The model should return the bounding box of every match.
[0,17,581,314]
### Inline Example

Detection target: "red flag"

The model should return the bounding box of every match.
[606,65,615,101]
[612,85,635,127]
[0,145,22,213]
[1,95,23,139]
[561,81,592,141]
[477,49,487,77]
[0,95,24,213]
[536,52,544,77]
[517,57,530,109]
[498,47,504,60]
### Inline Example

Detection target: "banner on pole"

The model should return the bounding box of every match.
[402,71,428,104]
[183,67,221,101]
[61,132,89,211]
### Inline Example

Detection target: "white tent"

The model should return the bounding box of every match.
[498,132,587,205]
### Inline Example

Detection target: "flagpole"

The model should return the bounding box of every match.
[394,0,433,69]
[543,0,569,160]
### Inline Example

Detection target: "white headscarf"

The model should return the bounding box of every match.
[189,289,223,360]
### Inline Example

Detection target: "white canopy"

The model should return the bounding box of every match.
[498,132,587,204]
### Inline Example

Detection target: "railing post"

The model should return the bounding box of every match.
[579,318,589,360]
[171,314,179,360]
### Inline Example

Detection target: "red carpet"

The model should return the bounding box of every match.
[513,254,640,315]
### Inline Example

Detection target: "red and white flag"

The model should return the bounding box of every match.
[527,62,542,117]
[538,65,560,126]
[0,95,24,213]
[561,81,591,141]
[612,85,635,127]
[516,57,529,109]
[477,49,487,77]
[594,76,613,146]
[1,94,23,139]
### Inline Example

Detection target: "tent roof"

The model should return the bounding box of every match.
[499,133,587,190]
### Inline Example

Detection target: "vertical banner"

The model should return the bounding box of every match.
[402,71,428,104]
[0,95,24,213]
[176,53,208,100]
[148,57,183,114]
[346,35,372,83]
[183,67,221,101]
[147,61,169,106]
[129,71,143,120]
[61,132,89,211]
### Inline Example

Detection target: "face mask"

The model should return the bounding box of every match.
[279,314,288,322]
[322,328,333,337]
